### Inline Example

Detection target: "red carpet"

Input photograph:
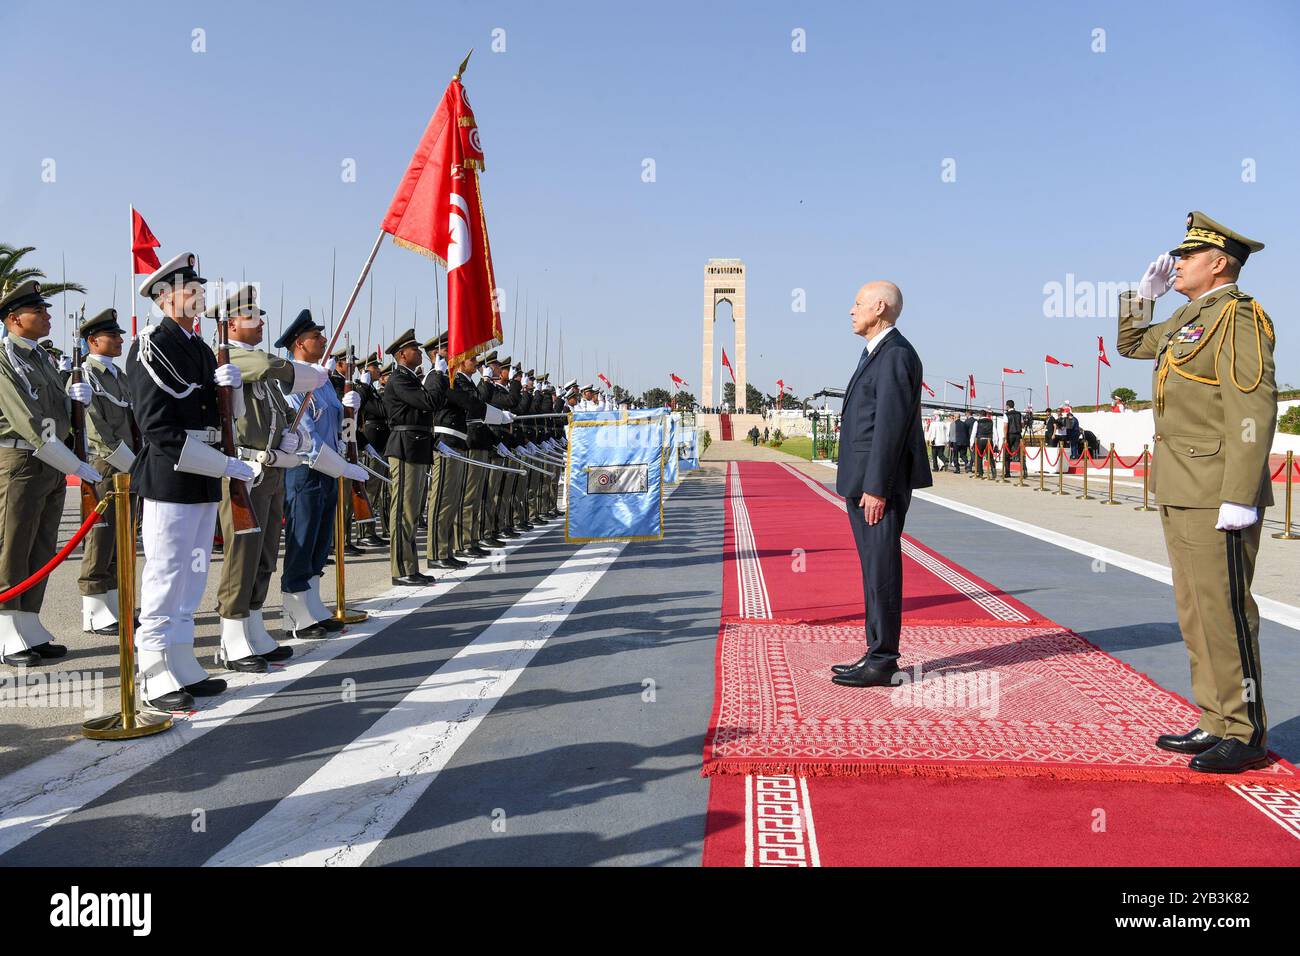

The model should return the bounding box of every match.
[719,414,733,441]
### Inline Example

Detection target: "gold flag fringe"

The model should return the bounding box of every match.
[390,235,447,270]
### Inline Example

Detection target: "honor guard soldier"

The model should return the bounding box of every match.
[0,281,98,666]
[214,287,328,666]
[576,383,600,412]
[77,308,139,635]
[278,310,365,634]
[421,332,463,568]
[450,350,513,558]
[357,352,390,547]
[470,351,513,548]
[1118,211,1275,774]
[386,328,441,583]
[488,354,524,539]
[128,253,252,709]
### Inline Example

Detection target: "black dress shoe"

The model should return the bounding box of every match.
[1155,728,1222,755]
[481,537,506,549]
[2,649,42,667]
[1188,738,1270,774]
[436,558,467,570]
[262,645,293,661]
[517,522,535,532]
[32,642,68,659]
[185,677,227,697]
[831,665,900,688]
[292,622,331,640]
[224,654,268,674]
[317,616,346,632]
[462,546,490,558]
[831,654,871,675]
[146,690,194,711]
[392,574,433,586]
[362,535,388,548]
[498,528,520,539]
[343,545,366,557]
[87,624,119,636]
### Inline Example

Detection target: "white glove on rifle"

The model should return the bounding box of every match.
[344,462,367,482]
[277,429,300,454]
[1137,254,1177,300]
[342,390,362,410]
[435,355,448,374]
[214,363,243,389]
[483,404,513,426]
[59,356,73,373]
[1215,502,1258,531]
[66,382,92,405]
[224,457,255,482]
[34,436,100,481]
[75,461,102,484]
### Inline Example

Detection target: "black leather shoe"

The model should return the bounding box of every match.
[498,528,520,539]
[32,642,68,659]
[392,574,433,587]
[292,622,331,640]
[831,654,870,676]
[1188,738,1270,774]
[2,649,42,667]
[831,666,900,688]
[343,545,366,557]
[461,546,490,558]
[517,522,535,532]
[436,558,467,570]
[185,677,227,697]
[87,624,119,636]
[262,645,293,661]
[1155,728,1222,755]
[317,616,346,631]
[224,654,268,674]
[362,535,389,548]
[146,690,194,711]
[481,537,506,549]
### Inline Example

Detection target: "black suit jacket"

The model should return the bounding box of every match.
[834,328,933,500]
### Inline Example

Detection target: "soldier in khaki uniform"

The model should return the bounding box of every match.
[1118,211,1276,774]
[77,308,140,635]
[212,286,330,668]
[0,281,100,666]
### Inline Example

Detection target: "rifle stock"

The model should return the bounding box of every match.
[342,337,374,523]
[69,311,99,523]
[217,315,260,535]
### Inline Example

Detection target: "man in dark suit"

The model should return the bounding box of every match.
[830,281,933,687]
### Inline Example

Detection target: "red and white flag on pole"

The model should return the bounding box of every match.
[922,379,935,396]
[1002,367,1024,375]
[1044,354,1073,367]
[131,208,161,275]
[1097,336,1111,367]
[381,61,501,368]
[598,372,612,389]
[670,372,688,388]
[722,348,735,382]
[968,373,976,398]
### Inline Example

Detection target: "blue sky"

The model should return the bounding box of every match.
[4,0,1297,406]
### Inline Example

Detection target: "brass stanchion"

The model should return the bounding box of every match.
[1272,450,1298,540]
[1135,444,1156,511]
[1034,444,1049,491]
[83,474,172,740]
[1016,440,1026,487]
[1077,449,1094,500]
[333,476,368,624]
[1052,444,1069,494]
[1100,443,1121,505]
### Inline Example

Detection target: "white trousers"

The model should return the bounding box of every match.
[136,499,218,655]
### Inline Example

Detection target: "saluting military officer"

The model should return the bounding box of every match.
[0,281,99,666]
[421,332,463,568]
[128,253,253,710]
[1118,211,1276,774]
[213,287,329,666]
[77,307,139,635]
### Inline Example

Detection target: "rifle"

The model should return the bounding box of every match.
[68,305,98,522]
[342,333,374,523]
[216,311,261,535]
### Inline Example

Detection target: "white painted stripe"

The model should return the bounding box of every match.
[774,462,1026,622]
[205,541,626,866]
[0,523,558,858]
[728,463,772,619]
[911,489,1300,633]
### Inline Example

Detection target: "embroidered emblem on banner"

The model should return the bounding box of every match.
[586,464,648,494]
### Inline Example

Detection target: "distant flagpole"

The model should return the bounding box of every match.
[128,205,136,336]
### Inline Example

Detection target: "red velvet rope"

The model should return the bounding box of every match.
[0,507,104,604]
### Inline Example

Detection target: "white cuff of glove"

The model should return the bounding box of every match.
[342,390,362,410]
[1215,502,1258,531]
[224,457,255,482]
[214,363,242,389]
[483,404,508,426]
[59,357,73,373]
[66,382,92,405]
[277,429,300,454]
[434,355,448,373]
[291,360,330,394]
[76,462,102,484]
[344,462,367,482]
[360,372,373,386]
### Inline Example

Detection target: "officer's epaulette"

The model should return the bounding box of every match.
[1227,289,1252,300]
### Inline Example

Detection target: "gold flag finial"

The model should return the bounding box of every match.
[455,49,473,79]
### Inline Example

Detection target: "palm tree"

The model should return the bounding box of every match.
[0,244,86,299]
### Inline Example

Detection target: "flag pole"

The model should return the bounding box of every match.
[1095,350,1101,407]
[289,229,385,431]
[128,205,137,337]
[1044,361,1050,411]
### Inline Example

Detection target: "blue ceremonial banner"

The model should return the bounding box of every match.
[682,427,699,471]
[664,413,680,484]
[565,414,665,542]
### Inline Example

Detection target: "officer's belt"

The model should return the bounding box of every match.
[390,424,433,434]
[433,425,468,441]
[0,437,36,451]
[185,427,222,444]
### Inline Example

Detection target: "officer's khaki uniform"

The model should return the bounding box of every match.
[217,345,295,620]
[1118,283,1276,746]
[0,336,71,619]
[78,355,135,599]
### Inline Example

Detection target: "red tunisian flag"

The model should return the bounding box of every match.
[968,373,976,398]
[1097,336,1111,367]
[598,372,612,390]
[131,207,161,275]
[380,63,501,368]
[1045,354,1073,367]
[722,348,735,382]
[670,372,688,388]
[1002,367,1024,375]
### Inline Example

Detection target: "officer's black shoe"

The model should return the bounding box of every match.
[185,677,227,697]
[317,617,346,632]
[1188,738,1270,775]
[465,546,491,558]
[343,545,366,558]
[362,534,388,548]
[146,690,194,711]
[224,654,268,674]
[292,622,331,640]
[436,558,467,570]
[88,624,119,636]
[518,522,535,532]
[262,645,293,661]
[831,665,899,688]
[498,528,520,539]
[1155,728,1222,755]
[2,649,43,667]
[481,537,506,549]
[392,574,433,587]
[831,654,870,676]
[32,642,68,659]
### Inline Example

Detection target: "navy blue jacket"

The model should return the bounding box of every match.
[834,328,933,500]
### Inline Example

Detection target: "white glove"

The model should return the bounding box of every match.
[67,382,92,405]
[342,390,362,410]
[214,363,243,389]
[1137,254,1177,300]
[435,355,448,373]
[365,444,381,460]
[344,462,367,482]
[291,360,330,393]
[500,410,516,423]
[277,429,300,454]
[522,374,532,388]
[360,371,373,386]
[1215,502,1258,531]
[59,356,73,373]
[224,457,255,482]
[75,461,102,484]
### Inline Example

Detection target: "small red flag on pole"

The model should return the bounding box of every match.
[129,206,162,336]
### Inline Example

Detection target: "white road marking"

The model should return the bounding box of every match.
[205,541,626,866]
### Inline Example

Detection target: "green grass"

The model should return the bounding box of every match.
[773,436,837,461]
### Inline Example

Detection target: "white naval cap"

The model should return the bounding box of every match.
[138,252,207,299]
